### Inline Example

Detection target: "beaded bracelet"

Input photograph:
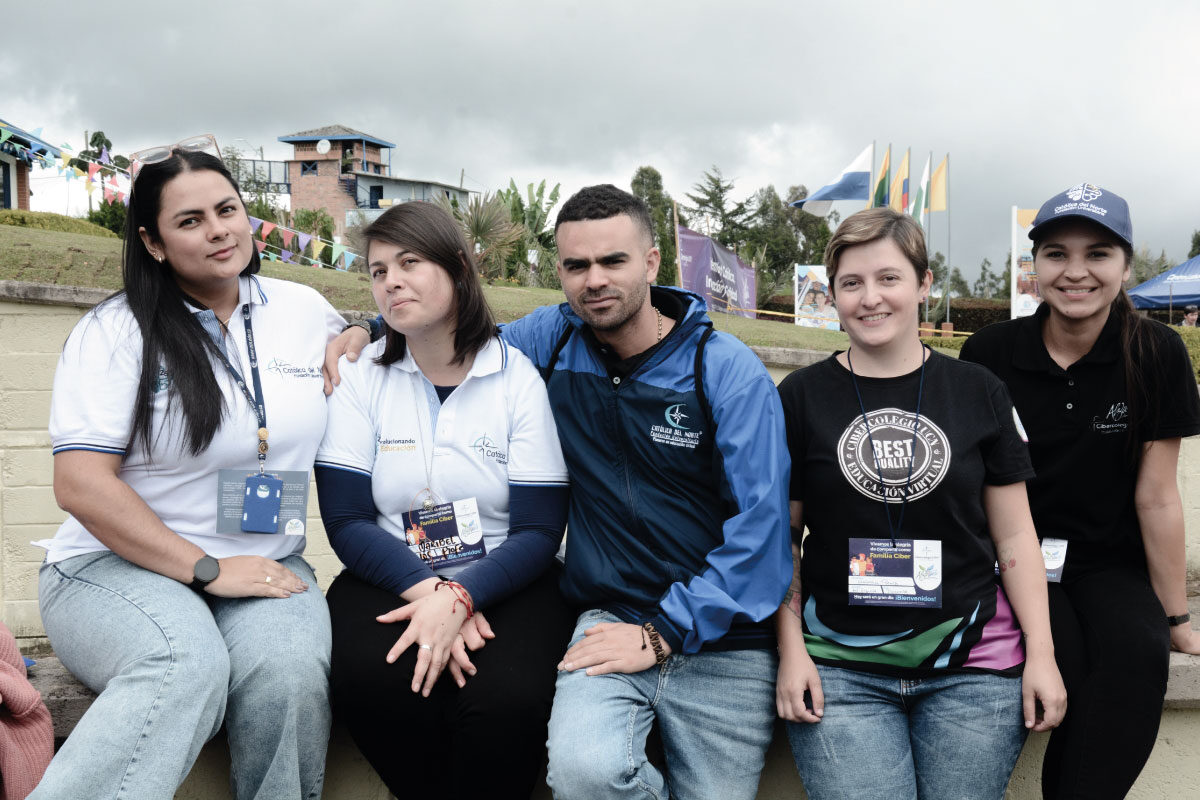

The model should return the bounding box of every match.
[435,580,474,619]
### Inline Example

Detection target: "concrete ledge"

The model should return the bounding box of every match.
[25,650,1200,800]
[0,281,111,309]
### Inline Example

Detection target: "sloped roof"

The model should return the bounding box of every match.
[0,118,63,159]
[278,125,395,148]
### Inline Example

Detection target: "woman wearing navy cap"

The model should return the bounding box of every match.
[961,183,1200,798]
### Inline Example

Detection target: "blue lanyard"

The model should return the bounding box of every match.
[846,347,927,547]
[208,303,269,472]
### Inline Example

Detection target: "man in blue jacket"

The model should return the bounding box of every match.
[327,185,791,799]
[504,185,791,799]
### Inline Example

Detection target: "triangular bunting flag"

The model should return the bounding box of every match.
[0,130,11,145]
[73,166,85,178]
[281,249,293,263]
[255,240,267,253]
[298,233,313,252]
[29,127,42,139]
[121,192,129,206]
[100,146,111,164]
[330,244,346,265]
[87,163,100,180]
[311,241,327,261]
[104,187,115,203]
[248,216,263,234]
[280,229,295,248]
[343,252,357,269]
[260,222,277,240]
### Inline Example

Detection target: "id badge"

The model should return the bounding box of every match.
[400,497,487,571]
[848,538,942,609]
[1041,538,1068,583]
[241,474,283,533]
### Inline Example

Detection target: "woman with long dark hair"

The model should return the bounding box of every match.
[33,138,344,799]
[315,201,573,798]
[961,183,1200,798]
[776,208,1065,800]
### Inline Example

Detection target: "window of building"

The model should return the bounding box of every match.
[301,161,319,177]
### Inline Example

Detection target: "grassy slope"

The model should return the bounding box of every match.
[0,223,922,354]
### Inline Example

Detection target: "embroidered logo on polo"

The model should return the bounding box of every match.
[650,403,703,449]
[837,408,950,503]
[1092,400,1128,434]
[376,434,416,453]
[265,358,321,379]
[472,436,508,465]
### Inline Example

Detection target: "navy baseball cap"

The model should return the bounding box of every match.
[1029,183,1132,247]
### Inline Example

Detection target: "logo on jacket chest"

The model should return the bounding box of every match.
[472,436,508,465]
[837,408,950,503]
[649,403,703,449]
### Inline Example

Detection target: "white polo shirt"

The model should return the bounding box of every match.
[41,275,345,563]
[315,336,568,579]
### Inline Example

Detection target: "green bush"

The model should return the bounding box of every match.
[946,297,1010,335]
[0,210,119,238]
[1174,326,1200,382]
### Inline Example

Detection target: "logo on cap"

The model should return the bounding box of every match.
[1066,183,1102,203]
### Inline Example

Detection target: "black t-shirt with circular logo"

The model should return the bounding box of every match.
[779,351,1034,677]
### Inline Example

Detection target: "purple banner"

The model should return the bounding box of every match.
[677,227,756,318]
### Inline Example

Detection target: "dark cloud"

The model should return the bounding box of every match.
[5,0,1198,277]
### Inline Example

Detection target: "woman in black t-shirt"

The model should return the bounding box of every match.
[777,208,1065,800]
[960,183,1200,799]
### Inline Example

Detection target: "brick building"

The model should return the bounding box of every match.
[279,124,471,238]
[0,119,62,211]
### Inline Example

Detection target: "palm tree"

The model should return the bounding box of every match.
[435,192,523,282]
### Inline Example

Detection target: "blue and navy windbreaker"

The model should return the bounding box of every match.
[501,287,792,654]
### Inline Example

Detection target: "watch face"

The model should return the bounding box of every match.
[194,556,220,584]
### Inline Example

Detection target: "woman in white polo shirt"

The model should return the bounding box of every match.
[315,202,572,798]
[32,141,343,800]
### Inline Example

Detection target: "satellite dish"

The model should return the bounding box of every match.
[315,139,331,155]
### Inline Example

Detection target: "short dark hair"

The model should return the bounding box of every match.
[824,207,929,292]
[360,201,496,367]
[554,184,655,246]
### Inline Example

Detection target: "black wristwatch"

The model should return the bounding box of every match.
[1167,612,1191,627]
[190,555,220,592]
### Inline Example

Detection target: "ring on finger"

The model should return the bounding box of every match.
[264,575,272,584]
[419,644,432,651]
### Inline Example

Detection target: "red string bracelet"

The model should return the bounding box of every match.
[435,580,474,619]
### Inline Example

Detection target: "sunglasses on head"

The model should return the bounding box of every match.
[130,134,221,174]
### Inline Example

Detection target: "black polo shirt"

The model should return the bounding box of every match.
[960,303,1200,574]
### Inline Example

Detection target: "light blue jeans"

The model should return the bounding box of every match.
[786,664,1026,800]
[546,609,777,800]
[30,552,331,800]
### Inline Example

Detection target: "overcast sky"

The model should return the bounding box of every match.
[5,0,1199,281]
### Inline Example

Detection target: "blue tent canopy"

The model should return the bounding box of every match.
[1128,255,1200,309]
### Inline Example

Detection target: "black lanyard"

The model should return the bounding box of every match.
[208,303,269,472]
[846,347,927,547]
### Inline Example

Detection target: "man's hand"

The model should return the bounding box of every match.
[323,325,371,395]
[557,622,671,676]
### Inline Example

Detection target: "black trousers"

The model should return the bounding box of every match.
[1041,565,1170,799]
[327,567,575,800]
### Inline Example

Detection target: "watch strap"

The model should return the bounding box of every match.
[1167,612,1191,627]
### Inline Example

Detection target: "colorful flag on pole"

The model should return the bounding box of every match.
[911,155,931,226]
[888,150,910,213]
[790,144,873,218]
[930,156,948,211]
[872,146,891,208]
